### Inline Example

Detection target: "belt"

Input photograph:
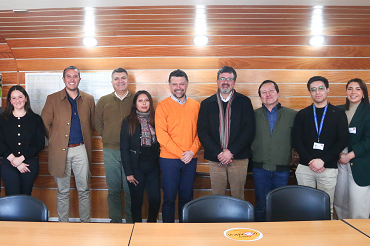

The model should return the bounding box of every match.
[68,142,84,148]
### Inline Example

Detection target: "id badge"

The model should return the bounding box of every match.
[313,142,324,150]
[349,127,356,134]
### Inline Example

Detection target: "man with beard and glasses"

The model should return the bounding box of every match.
[198,66,255,200]
[155,69,201,222]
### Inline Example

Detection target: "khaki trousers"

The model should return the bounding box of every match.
[55,144,91,223]
[209,159,249,200]
[295,164,338,219]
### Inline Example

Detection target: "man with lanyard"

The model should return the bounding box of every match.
[251,80,297,221]
[292,76,348,218]
[198,66,255,200]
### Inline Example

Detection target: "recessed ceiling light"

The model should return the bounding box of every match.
[309,36,325,46]
[13,10,29,13]
[194,36,208,46]
[83,37,97,47]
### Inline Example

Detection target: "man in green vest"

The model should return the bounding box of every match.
[251,80,297,221]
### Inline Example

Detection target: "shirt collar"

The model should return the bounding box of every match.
[170,94,188,105]
[263,102,281,113]
[65,89,80,101]
[219,92,233,102]
[115,90,129,101]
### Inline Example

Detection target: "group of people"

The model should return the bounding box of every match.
[0,65,369,223]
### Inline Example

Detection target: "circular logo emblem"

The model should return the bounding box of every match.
[224,228,263,241]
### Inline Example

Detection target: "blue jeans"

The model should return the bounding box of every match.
[160,157,197,223]
[253,167,290,222]
[103,148,132,223]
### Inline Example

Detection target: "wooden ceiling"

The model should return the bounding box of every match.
[0,5,370,40]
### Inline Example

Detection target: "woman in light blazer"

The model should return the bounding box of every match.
[334,78,370,219]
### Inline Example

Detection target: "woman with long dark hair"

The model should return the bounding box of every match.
[120,90,161,222]
[0,85,45,195]
[334,78,370,219]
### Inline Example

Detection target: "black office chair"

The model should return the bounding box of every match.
[0,195,48,222]
[182,195,254,223]
[266,185,330,222]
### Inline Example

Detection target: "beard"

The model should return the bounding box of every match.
[220,86,232,94]
[173,89,185,99]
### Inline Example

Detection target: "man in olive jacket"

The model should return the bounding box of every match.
[95,68,134,223]
[251,80,296,221]
[41,66,95,223]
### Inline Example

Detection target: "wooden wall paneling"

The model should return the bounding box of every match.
[0,52,13,59]
[11,45,370,59]
[0,16,323,28]
[0,59,17,71]
[7,35,370,48]
[4,28,370,39]
[92,137,103,150]
[15,57,370,71]
[1,72,18,84]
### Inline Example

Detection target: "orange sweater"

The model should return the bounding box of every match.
[155,97,201,159]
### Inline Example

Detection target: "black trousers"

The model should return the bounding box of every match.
[128,166,161,222]
[1,156,39,196]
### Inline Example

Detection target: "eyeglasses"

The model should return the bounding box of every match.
[310,85,326,93]
[219,77,235,82]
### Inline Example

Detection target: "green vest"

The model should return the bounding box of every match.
[251,105,297,171]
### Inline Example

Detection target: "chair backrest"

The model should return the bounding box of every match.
[182,195,254,223]
[266,185,330,222]
[0,195,48,222]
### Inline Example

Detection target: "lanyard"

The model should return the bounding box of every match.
[313,103,328,142]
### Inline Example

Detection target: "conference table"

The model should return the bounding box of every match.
[0,221,133,246]
[1,219,369,245]
[343,219,370,238]
[130,220,370,246]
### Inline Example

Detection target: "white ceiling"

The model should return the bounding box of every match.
[1,0,370,11]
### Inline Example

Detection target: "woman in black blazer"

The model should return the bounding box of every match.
[0,85,45,195]
[120,90,160,222]
[334,78,370,219]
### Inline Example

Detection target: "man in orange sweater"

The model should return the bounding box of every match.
[155,69,201,223]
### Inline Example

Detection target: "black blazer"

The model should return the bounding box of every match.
[120,117,159,176]
[339,102,370,186]
[197,91,255,162]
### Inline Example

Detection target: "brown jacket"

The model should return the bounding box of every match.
[41,89,95,178]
